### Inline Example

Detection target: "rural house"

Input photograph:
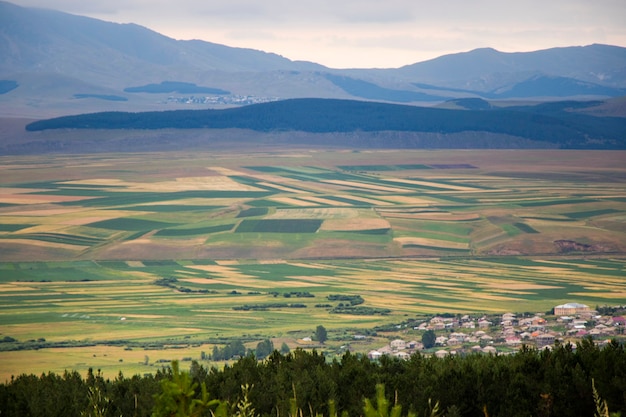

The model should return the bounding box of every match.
[554,303,590,316]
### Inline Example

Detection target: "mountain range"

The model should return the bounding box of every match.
[2,0,626,119]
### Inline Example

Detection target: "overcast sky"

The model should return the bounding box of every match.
[12,0,626,68]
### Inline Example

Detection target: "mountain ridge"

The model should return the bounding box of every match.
[1,1,626,118]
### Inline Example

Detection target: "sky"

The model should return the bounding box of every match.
[11,0,626,69]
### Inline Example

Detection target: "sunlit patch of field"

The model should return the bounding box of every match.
[0,340,215,381]
[0,151,626,259]
[10,207,84,216]
[296,196,352,206]
[269,197,315,206]
[62,176,263,193]
[257,182,308,193]
[378,209,481,221]
[1,254,626,377]
[569,291,626,299]
[383,178,479,191]
[136,176,262,192]
[320,218,390,232]
[0,238,89,251]
[334,194,394,205]
[208,167,249,176]
[66,216,144,227]
[186,264,258,281]
[0,194,94,204]
[267,207,368,220]
[58,178,126,187]
[1,150,626,376]
[179,278,215,285]
[379,195,436,205]
[0,187,53,195]
[481,281,562,291]
[394,237,469,249]
[321,179,413,193]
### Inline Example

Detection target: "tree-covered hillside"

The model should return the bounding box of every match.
[25,98,626,149]
[0,340,624,417]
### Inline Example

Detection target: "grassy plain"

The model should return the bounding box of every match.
[1,149,626,380]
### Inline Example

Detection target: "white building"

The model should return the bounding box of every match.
[554,303,589,316]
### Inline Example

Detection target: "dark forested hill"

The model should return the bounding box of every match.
[24,98,626,149]
[1,342,625,417]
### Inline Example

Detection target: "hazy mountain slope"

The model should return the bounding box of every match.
[391,45,626,91]
[322,74,446,102]
[416,75,626,99]
[0,1,323,88]
[490,74,626,98]
[1,1,626,119]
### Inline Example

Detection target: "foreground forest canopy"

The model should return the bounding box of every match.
[23,98,626,150]
[1,340,624,417]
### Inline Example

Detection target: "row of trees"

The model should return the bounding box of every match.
[209,339,292,362]
[1,339,624,417]
[24,99,626,149]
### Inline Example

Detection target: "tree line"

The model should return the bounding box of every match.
[0,338,624,417]
[24,98,626,149]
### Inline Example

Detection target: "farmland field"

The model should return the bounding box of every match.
[1,149,626,379]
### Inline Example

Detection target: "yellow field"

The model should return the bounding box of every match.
[1,149,626,379]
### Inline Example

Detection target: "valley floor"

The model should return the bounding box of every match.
[1,149,625,379]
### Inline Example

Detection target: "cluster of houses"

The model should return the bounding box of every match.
[165,95,278,106]
[367,303,625,359]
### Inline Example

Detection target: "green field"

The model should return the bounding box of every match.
[1,149,625,378]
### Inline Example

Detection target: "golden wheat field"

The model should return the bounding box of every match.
[1,149,625,379]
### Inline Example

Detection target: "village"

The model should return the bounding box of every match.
[164,94,278,106]
[366,303,626,360]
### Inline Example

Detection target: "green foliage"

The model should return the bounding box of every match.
[234,384,256,417]
[2,341,626,417]
[329,306,391,315]
[424,399,442,417]
[81,385,109,417]
[24,98,626,149]
[255,339,274,360]
[443,405,461,417]
[363,384,404,417]
[594,378,611,417]
[315,325,328,344]
[211,341,247,361]
[421,330,436,349]
[593,378,622,417]
[327,295,364,306]
[152,361,221,417]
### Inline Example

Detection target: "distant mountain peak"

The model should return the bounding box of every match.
[1,0,625,118]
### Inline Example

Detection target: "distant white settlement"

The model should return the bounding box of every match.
[366,303,625,360]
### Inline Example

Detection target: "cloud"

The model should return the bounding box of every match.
[10,0,626,68]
